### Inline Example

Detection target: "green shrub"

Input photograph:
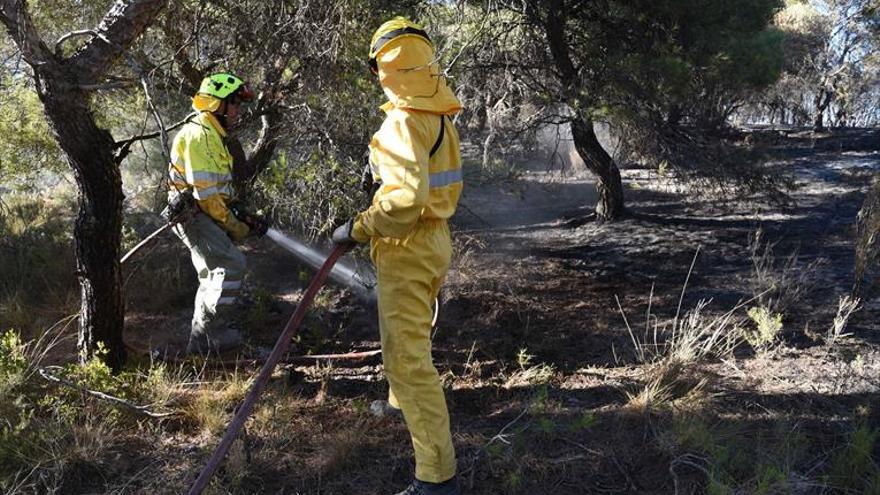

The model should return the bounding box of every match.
[0,77,65,191]
[255,150,369,239]
[745,306,783,351]
[827,422,879,492]
[0,329,27,395]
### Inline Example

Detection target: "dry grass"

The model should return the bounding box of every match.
[748,228,824,317]
[617,252,746,412]
[182,368,253,436]
[625,360,711,413]
[447,233,489,289]
[503,348,556,389]
[825,295,861,348]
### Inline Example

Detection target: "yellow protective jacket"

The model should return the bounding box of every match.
[168,112,249,240]
[352,34,462,242]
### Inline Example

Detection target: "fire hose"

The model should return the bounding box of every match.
[119,190,196,265]
[120,223,173,265]
[118,200,383,367]
[187,242,353,495]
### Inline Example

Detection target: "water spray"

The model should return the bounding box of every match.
[265,228,375,299]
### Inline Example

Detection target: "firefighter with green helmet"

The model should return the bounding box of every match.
[168,73,268,355]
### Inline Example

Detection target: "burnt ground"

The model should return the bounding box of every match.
[107,129,880,494]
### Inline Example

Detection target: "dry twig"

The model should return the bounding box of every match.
[38,366,178,419]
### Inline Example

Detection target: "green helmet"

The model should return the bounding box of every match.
[197,73,255,101]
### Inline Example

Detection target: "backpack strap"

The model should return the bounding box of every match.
[429,115,446,158]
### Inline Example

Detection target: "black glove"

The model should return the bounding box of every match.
[244,214,270,237]
[331,218,357,244]
[160,190,196,224]
[229,201,270,238]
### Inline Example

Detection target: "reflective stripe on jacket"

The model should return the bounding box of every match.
[352,107,462,241]
[168,112,249,240]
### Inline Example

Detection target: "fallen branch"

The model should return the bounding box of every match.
[123,338,381,367]
[485,405,530,447]
[38,366,178,419]
[289,349,382,361]
[460,403,531,487]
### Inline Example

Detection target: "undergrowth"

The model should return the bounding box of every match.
[0,194,77,332]
[617,280,744,412]
[662,411,880,494]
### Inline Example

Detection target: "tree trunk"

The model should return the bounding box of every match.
[228,114,279,202]
[542,1,626,221]
[834,106,847,128]
[813,107,825,132]
[482,97,497,169]
[570,116,625,221]
[36,73,126,369]
[2,0,167,371]
[813,87,833,132]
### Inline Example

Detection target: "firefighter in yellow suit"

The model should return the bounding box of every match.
[332,17,462,495]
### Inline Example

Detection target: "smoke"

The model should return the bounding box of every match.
[533,120,624,170]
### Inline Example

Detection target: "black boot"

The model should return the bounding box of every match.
[394,477,461,495]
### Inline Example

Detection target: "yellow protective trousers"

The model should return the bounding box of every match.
[372,219,455,483]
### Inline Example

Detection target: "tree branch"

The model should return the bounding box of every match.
[78,78,138,91]
[113,113,192,162]
[69,0,167,83]
[54,29,103,56]
[159,12,202,90]
[0,0,56,68]
[114,114,191,148]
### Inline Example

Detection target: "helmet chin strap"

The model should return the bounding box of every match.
[214,99,230,129]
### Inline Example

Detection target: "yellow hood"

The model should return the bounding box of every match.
[376,36,461,115]
[192,93,222,114]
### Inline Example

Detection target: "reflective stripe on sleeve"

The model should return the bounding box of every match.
[429,169,463,189]
[192,186,219,200]
[217,297,236,306]
[222,281,242,290]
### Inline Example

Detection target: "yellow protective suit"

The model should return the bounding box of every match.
[351,26,463,484]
